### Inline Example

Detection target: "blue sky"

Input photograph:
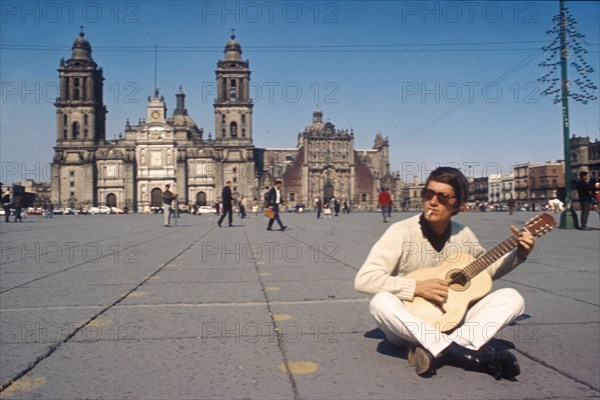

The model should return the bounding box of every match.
[1,0,599,184]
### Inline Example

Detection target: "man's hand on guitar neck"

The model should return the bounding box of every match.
[511,225,536,261]
[414,278,451,303]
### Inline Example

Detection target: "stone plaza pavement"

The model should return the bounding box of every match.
[0,210,598,399]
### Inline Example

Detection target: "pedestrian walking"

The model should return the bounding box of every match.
[265,180,287,231]
[378,186,392,223]
[1,190,11,223]
[507,195,515,215]
[162,184,177,227]
[315,197,322,218]
[333,197,340,216]
[239,195,247,219]
[46,202,54,218]
[218,181,233,227]
[576,171,593,230]
[13,193,24,223]
[252,198,259,216]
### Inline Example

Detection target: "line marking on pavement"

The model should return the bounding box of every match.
[0,376,46,398]
[125,291,146,297]
[273,314,293,321]
[278,361,319,375]
[75,318,112,328]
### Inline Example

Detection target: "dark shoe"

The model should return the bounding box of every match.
[442,342,520,380]
[280,225,287,231]
[229,224,233,227]
[408,346,434,376]
[266,228,273,231]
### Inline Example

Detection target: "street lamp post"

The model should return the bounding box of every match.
[558,0,577,229]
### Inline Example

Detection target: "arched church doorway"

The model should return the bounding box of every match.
[196,191,207,206]
[150,188,163,208]
[106,193,117,208]
[323,184,334,204]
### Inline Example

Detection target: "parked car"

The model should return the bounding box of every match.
[89,206,111,215]
[197,206,217,214]
[110,207,124,214]
[27,207,44,215]
[52,208,65,215]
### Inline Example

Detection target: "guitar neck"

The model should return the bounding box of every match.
[458,232,521,283]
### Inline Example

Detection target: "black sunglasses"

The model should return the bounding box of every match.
[422,188,457,204]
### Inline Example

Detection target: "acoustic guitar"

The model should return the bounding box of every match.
[403,213,555,333]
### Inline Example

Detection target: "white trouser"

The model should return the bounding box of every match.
[163,204,171,225]
[369,288,525,357]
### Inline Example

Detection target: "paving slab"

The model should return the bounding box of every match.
[1,212,598,399]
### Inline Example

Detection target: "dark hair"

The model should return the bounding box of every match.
[580,171,588,178]
[275,180,282,185]
[425,167,469,215]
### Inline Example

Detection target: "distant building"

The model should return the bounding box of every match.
[14,179,51,208]
[488,172,514,204]
[50,30,396,211]
[264,110,395,209]
[571,135,600,183]
[529,162,565,204]
[401,179,425,211]
[513,161,565,208]
[473,177,489,203]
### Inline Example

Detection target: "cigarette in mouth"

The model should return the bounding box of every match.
[426,210,433,217]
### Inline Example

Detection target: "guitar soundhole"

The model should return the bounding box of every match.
[447,269,469,292]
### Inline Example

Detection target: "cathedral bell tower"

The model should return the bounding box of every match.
[214,32,253,143]
[212,32,255,201]
[51,28,106,208]
[55,27,106,144]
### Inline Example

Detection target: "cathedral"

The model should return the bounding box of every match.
[51,30,398,211]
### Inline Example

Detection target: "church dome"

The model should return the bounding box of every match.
[223,32,242,62]
[71,29,93,62]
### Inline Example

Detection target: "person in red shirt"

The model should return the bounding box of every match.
[378,186,392,223]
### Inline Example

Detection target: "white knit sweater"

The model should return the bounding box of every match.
[354,214,521,301]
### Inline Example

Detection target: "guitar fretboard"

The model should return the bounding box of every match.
[452,233,521,284]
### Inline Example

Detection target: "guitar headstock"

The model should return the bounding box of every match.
[524,213,556,237]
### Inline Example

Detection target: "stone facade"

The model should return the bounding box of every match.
[259,109,395,210]
[51,31,394,211]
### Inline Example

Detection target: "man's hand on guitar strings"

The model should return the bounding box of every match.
[511,225,536,260]
[414,278,452,303]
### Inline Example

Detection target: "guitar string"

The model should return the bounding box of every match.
[452,216,551,284]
